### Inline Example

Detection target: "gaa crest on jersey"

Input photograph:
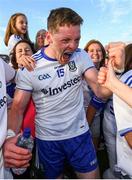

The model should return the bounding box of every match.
[68,61,77,72]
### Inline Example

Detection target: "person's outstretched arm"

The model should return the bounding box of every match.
[98,59,132,108]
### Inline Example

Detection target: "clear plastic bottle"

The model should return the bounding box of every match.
[12,128,34,175]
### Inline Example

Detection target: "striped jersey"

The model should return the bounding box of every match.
[113,70,132,177]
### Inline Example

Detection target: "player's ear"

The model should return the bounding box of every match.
[46,31,53,44]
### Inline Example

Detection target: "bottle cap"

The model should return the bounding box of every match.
[23,128,31,138]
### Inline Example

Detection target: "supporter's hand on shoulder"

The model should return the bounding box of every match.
[17,55,36,71]
[3,135,32,168]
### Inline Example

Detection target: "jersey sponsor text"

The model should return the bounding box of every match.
[41,76,81,96]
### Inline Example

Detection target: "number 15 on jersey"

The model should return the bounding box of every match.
[57,68,64,78]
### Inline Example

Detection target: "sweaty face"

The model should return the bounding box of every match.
[15,42,33,61]
[48,25,81,65]
[87,43,103,68]
[15,15,28,35]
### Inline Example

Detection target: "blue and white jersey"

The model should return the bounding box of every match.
[8,34,22,54]
[0,58,15,178]
[0,59,15,147]
[113,70,132,177]
[114,70,132,135]
[16,47,94,140]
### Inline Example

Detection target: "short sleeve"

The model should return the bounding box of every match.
[76,49,95,74]
[15,68,33,92]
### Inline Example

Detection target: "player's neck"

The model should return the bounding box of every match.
[44,45,56,59]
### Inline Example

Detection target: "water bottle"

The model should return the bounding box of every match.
[12,128,34,175]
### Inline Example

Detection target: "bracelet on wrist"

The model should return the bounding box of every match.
[6,129,16,139]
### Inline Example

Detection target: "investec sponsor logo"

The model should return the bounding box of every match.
[38,73,51,80]
[41,76,81,96]
[0,96,7,109]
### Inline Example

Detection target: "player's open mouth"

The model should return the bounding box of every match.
[62,52,73,62]
[59,51,74,64]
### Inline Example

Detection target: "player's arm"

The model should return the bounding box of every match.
[8,89,31,133]
[84,68,112,99]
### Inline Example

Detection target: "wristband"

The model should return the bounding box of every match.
[6,129,16,139]
[89,95,106,110]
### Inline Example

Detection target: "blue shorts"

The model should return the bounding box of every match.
[36,131,98,179]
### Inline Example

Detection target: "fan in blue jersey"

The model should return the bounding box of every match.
[0,58,15,178]
[98,43,132,178]
[4,7,115,179]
